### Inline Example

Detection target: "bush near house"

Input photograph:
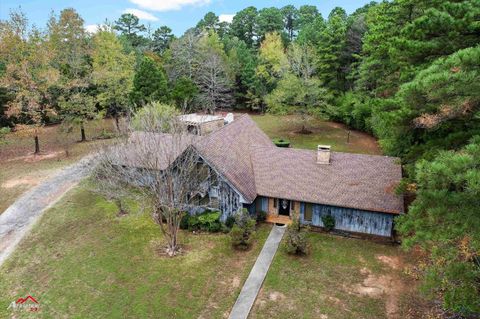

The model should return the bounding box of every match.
[225,215,236,229]
[256,210,267,222]
[322,215,335,231]
[181,210,222,232]
[284,212,309,255]
[230,209,256,250]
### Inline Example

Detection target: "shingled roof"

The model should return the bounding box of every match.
[126,114,403,214]
[251,146,404,214]
[195,115,274,202]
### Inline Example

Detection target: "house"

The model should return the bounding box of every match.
[130,114,403,237]
[178,113,225,135]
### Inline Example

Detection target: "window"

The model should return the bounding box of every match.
[273,198,277,208]
[209,186,219,198]
[304,203,313,222]
[290,201,295,211]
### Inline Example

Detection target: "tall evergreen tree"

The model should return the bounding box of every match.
[131,55,169,106]
[255,7,285,43]
[281,5,298,41]
[373,46,480,162]
[151,26,174,55]
[397,137,480,315]
[114,13,147,47]
[230,6,258,48]
[297,5,319,29]
[316,7,348,92]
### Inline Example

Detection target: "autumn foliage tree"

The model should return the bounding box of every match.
[0,10,59,154]
[92,28,135,130]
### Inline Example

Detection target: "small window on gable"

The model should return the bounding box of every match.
[209,186,219,198]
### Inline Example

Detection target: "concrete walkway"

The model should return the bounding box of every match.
[229,225,286,319]
[0,156,92,267]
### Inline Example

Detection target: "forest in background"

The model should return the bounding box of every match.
[0,1,479,316]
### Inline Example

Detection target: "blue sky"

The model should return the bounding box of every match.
[1,0,373,35]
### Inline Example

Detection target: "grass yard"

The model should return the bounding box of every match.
[250,232,431,319]
[0,185,271,318]
[250,114,381,155]
[0,119,116,213]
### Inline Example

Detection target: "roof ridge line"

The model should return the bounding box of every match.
[201,113,250,139]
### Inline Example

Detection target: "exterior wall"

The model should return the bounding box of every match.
[245,196,268,216]
[188,159,241,221]
[264,197,301,218]
[217,179,241,221]
[267,197,277,216]
[291,201,301,215]
[199,119,224,135]
[300,202,394,237]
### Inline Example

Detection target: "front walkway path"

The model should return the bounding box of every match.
[229,225,286,319]
[0,156,92,267]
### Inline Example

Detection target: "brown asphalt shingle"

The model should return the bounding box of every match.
[125,115,403,214]
[251,146,404,214]
[195,115,274,202]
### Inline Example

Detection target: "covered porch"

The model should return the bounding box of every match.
[265,214,292,225]
[247,196,298,225]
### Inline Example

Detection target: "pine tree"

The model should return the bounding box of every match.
[315,7,348,93]
[396,137,480,315]
[131,55,169,106]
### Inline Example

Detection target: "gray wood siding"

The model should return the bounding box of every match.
[300,202,394,237]
[218,180,241,221]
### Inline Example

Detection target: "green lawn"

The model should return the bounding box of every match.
[250,114,381,155]
[250,232,430,319]
[0,185,271,318]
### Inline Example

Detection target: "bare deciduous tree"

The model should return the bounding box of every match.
[93,103,206,256]
[196,48,233,114]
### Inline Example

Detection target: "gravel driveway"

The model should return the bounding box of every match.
[0,156,92,267]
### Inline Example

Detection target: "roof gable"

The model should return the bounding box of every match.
[194,115,274,203]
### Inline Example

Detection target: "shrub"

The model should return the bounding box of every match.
[284,212,309,255]
[180,213,190,230]
[272,138,290,148]
[256,210,267,222]
[225,215,236,229]
[0,127,10,144]
[197,211,222,232]
[322,215,335,231]
[230,209,256,250]
[186,210,222,232]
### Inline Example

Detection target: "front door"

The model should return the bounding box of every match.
[278,199,290,216]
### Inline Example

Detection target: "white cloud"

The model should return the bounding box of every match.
[85,24,109,34]
[129,0,211,12]
[124,8,159,21]
[219,14,234,24]
[85,24,101,34]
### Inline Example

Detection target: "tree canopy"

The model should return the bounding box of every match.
[1,2,479,313]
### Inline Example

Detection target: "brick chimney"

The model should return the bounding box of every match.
[317,145,331,164]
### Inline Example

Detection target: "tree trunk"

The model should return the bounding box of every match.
[34,135,40,154]
[115,115,120,131]
[183,99,188,114]
[80,123,86,142]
